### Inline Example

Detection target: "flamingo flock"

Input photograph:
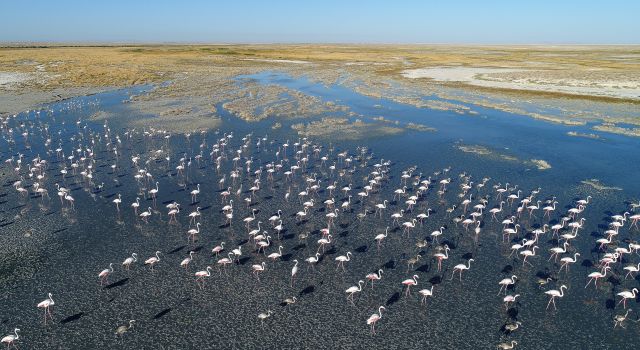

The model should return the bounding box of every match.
[1,104,640,349]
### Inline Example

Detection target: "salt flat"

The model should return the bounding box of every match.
[402,66,640,100]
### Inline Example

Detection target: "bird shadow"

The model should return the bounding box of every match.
[416,264,430,273]
[60,312,85,324]
[153,308,172,320]
[299,285,315,296]
[104,278,129,290]
[386,292,401,306]
[605,299,616,310]
[292,244,306,251]
[168,245,186,254]
[382,260,396,270]
[429,275,443,285]
[355,245,368,253]
[581,259,594,268]
[501,265,514,274]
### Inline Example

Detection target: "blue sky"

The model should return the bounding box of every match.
[1,1,638,44]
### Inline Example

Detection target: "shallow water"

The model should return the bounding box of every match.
[0,75,639,349]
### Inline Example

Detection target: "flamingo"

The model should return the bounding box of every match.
[115,320,136,337]
[1,329,19,349]
[194,266,213,289]
[391,209,404,225]
[335,251,352,271]
[624,262,640,279]
[498,275,517,295]
[305,253,321,270]
[140,207,152,223]
[365,269,383,289]
[231,246,242,263]
[489,201,505,221]
[497,341,518,350]
[291,259,299,286]
[375,200,388,217]
[503,294,520,309]
[548,242,570,262]
[257,310,273,328]
[112,193,122,211]
[149,181,159,201]
[367,306,385,335]
[613,309,632,328]
[617,288,638,309]
[180,251,195,269]
[450,259,474,281]
[37,293,55,325]
[267,245,284,260]
[416,208,432,225]
[257,235,272,254]
[434,245,450,272]
[545,285,567,310]
[402,274,419,296]
[248,221,263,240]
[252,262,266,280]
[217,252,234,274]
[585,266,611,288]
[122,253,138,270]
[374,227,389,249]
[98,263,114,285]
[543,200,558,218]
[402,219,417,236]
[243,208,258,227]
[430,226,445,243]
[559,253,580,273]
[418,285,434,305]
[268,210,282,225]
[187,223,201,242]
[212,242,225,257]
[317,235,332,253]
[345,280,365,304]
[190,184,200,203]
[145,251,161,270]
[274,220,285,238]
[188,207,201,225]
[166,203,180,223]
[520,246,539,267]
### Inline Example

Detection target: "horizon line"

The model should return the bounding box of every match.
[2,41,640,47]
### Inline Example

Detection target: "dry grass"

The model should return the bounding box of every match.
[2,44,639,90]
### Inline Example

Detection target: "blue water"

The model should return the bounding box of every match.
[0,75,639,349]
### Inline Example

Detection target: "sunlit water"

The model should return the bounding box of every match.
[0,73,639,349]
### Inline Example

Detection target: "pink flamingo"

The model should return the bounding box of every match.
[98,263,114,285]
[37,293,55,325]
[366,269,383,289]
[402,274,419,296]
[194,266,212,289]
[367,306,385,335]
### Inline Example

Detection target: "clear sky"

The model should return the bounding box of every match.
[1,0,638,44]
